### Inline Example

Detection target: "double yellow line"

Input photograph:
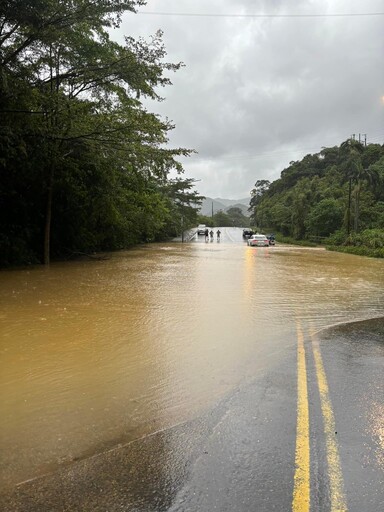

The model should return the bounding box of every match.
[292,323,348,512]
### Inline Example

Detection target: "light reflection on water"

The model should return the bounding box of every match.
[0,231,383,486]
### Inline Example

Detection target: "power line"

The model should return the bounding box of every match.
[138,11,384,19]
[188,134,384,162]
[195,147,325,161]
[368,131,384,143]
[187,147,322,162]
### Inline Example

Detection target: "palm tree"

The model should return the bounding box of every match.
[340,139,379,233]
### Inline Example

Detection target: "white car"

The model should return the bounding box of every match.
[197,224,206,235]
[247,234,270,247]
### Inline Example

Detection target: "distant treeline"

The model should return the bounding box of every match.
[0,1,202,267]
[198,207,251,228]
[249,140,384,256]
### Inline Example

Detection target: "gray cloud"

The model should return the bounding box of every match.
[117,0,384,198]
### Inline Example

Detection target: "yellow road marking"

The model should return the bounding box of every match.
[311,332,348,512]
[292,323,310,512]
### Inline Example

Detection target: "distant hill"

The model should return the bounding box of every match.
[213,197,250,207]
[199,197,251,217]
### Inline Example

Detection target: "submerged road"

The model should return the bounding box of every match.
[0,228,383,511]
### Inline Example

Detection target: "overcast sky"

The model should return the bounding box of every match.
[116,0,384,199]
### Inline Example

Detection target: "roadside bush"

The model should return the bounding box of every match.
[326,229,347,246]
[326,228,384,258]
[0,234,39,267]
[345,229,384,248]
[327,245,384,258]
[326,228,384,248]
[275,233,317,247]
[359,229,384,248]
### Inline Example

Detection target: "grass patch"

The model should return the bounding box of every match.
[326,245,384,258]
[275,235,318,247]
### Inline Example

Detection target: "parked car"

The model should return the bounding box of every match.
[247,234,270,247]
[197,224,206,235]
[266,234,276,245]
[242,229,254,239]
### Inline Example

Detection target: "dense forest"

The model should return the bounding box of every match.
[0,0,202,267]
[248,139,384,256]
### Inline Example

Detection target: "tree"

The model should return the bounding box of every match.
[226,207,250,227]
[247,141,384,244]
[305,198,343,237]
[163,177,204,238]
[212,211,231,227]
[339,139,380,233]
[0,1,194,265]
[249,179,270,226]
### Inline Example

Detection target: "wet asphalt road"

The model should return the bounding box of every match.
[312,318,384,512]
[1,317,383,511]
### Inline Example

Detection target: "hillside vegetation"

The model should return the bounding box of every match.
[248,140,384,256]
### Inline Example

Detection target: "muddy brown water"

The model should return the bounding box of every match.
[1,228,383,488]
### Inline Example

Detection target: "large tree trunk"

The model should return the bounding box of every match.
[43,166,54,265]
[354,183,361,233]
[347,178,352,235]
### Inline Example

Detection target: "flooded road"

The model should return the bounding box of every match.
[0,227,383,510]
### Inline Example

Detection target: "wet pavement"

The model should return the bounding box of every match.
[0,228,383,511]
[312,318,384,512]
[1,319,383,511]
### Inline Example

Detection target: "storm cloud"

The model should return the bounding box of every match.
[117,0,384,198]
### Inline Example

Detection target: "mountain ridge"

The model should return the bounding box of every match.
[213,197,250,207]
[199,196,250,216]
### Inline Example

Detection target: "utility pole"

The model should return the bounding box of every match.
[211,201,214,218]
[357,133,367,146]
[181,187,185,243]
[347,177,352,236]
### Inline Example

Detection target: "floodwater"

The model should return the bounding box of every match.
[1,227,384,490]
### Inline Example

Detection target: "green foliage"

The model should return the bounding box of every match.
[327,245,384,258]
[331,229,384,249]
[197,215,213,227]
[249,139,384,255]
[225,207,250,227]
[305,198,343,237]
[212,211,231,227]
[249,179,270,225]
[0,0,198,266]
[326,229,348,246]
[212,208,250,227]
[198,208,250,228]
[273,234,318,247]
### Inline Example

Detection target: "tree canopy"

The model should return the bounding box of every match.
[248,139,384,243]
[0,0,201,266]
